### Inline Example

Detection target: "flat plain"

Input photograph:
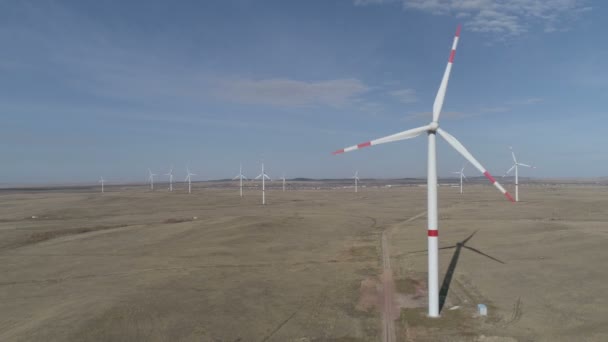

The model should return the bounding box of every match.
[0,183,607,341]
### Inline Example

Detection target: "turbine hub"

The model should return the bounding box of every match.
[428,121,439,132]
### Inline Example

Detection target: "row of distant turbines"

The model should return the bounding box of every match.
[101,163,287,205]
[146,167,197,194]
[99,147,534,203]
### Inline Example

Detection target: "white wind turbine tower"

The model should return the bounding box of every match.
[352,171,360,193]
[165,167,174,192]
[282,173,286,192]
[99,177,105,193]
[332,26,514,317]
[255,162,271,205]
[452,166,467,194]
[185,167,196,194]
[148,169,157,191]
[504,146,535,202]
[233,163,248,197]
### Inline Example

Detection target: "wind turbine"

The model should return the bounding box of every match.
[332,26,514,317]
[185,167,196,194]
[233,163,248,197]
[353,171,360,193]
[451,166,467,194]
[282,173,286,192]
[165,167,174,192]
[99,177,105,193]
[504,146,535,202]
[147,169,156,191]
[255,162,271,205]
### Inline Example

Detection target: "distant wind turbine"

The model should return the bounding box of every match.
[282,173,286,192]
[504,146,535,202]
[148,169,156,191]
[99,177,105,194]
[353,171,360,193]
[233,164,248,197]
[165,166,174,192]
[451,166,467,194]
[185,167,196,194]
[255,162,271,205]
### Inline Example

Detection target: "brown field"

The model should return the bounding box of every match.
[0,183,607,341]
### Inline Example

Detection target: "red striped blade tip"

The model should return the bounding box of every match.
[483,171,496,184]
[332,149,345,155]
[505,192,515,203]
[449,50,456,63]
[357,141,371,149]
[455,25,461,37]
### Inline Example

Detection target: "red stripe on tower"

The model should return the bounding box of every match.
[428,230,438,237]
[449,50,456,63]
[357,141,371,149]
[483,171,496,184]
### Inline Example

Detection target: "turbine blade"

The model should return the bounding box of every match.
[432,25,461,122]
[255,174,262,180]
[510,146,517,163]
[503,165,516,177]
[518,163,533,168]
[437,128,515,203]
[332,125,429,155]
[233,174,240,180]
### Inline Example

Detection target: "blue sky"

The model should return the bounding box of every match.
[1,0,606,184]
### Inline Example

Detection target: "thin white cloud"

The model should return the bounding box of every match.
[479,106,509,113]
[214,78,370,108]
[508,97,543,105]
[389,88,418,104]
[356,0,590,37]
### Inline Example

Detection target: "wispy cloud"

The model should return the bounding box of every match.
[507,97,544,105]
[355,0,591,37]
[389,88,418,104]
[479,106,509,113]
[213,78,370,108]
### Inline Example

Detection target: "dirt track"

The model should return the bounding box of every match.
[0,184,607,341]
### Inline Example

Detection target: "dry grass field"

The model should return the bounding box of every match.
[0,183,607,341]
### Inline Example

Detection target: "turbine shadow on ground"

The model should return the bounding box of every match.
[439,230,505,313]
